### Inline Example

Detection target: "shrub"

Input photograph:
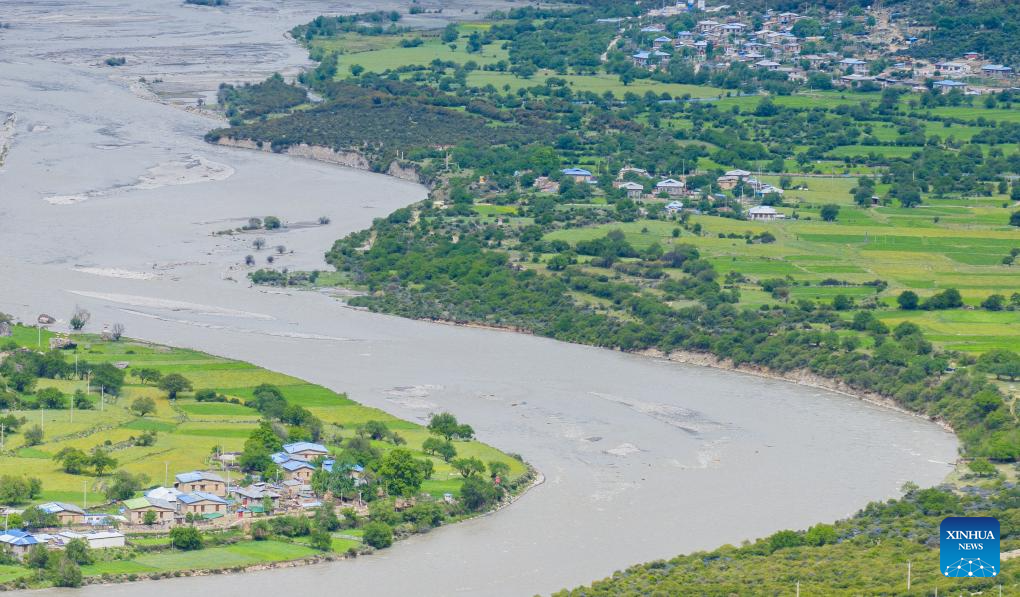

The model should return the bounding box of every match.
[362,522,393,549]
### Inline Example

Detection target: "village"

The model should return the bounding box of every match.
[618,2,1014,95]
[531,165,784,221]
[0,440,383,561]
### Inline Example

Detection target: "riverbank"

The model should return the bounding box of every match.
[638,348,958,437]
[213,137,424,184]
[0,325,532,590]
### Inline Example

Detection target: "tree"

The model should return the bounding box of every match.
[158,373,193,400]
[37,387,67,409]
[69,306,91,331]
[377,448,426,497]
[350,64,364,77]
[54,447,91,474]
[820,204,839,222]
[130,396,157,417]
[52,555,83,587]
[427,412,460,440]
[170,526,203,550]
[441,23,458,43]
[0,475,42,505]
[488,461,510,481]
[110,323,125,341]
[143,510,158,526]
[897,290,919,310]
[26,544,50,569]
[64,538,93,565]
[104,470,148,501]
[23,424,43,446]
[310,530,332,551]
[451,457,485,478]
[362,521,393,549]
[967,458,997,477]
[1010,211,1020,227]
[982,294,1006,311]
[132,368,163,385]
[89,449,117,476]
[460,476,499,512]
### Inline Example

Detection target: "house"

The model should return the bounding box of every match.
[57,530,125,549]
[935,62,970,76]
[716,175,739,190]
[655,179,685,196]
[230,484,282,508]
[933,79,968,93]
[281,459,317,483]
[982,65,1013,79]
[838,58,868,74]
[748,205,782,221]
[755,60,781,70]
[37,502,86,526]
[617,181,645,199]
[664,201,684,214]
[0,530,47,559]
[652,36,672,49]
[122,496,177,525]
[174,471,227,496]
[632,51,650,67]
[281,441,329,461]
[560,168,595,184]
[178,491,228,518]
[618,166,650,178]
[640,24,666,33]
[145,486,183,504]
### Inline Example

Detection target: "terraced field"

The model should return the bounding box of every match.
[0,326,526,505]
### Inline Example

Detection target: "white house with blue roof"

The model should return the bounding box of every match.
[178,491,228,518]
[174,471,226,497]
[561,167,595,183]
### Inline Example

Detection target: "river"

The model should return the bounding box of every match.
[0,2,957,595]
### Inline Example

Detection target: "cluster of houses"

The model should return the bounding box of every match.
[1,501,127,560]
[121,441,364,527]
[546,165,786,220]
[623,6,1014,94]
[0,442,366,561]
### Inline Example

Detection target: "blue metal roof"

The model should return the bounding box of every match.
[282,442,328,455]
[562,168,593,176]
[179,491,227,505]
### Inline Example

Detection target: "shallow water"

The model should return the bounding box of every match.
[0,2,957,595]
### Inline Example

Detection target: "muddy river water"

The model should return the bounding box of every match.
[0,2,957,595]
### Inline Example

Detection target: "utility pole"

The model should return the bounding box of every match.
[101,386,105,412]
[70,389,74,423]
[41,407,44,432]
[83,481,87,511]
[907,561,911,591]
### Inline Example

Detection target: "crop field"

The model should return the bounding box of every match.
[544,192,1020,352]
[0,328,526,505]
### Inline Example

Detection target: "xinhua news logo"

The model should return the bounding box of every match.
[940,516,1000,578]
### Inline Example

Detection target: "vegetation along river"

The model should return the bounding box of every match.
[0,1,956,595]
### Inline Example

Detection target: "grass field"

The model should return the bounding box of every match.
[544,191,1020,352]
[0,327,527,506]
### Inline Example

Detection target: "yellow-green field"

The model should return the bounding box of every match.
[1,326,526,505]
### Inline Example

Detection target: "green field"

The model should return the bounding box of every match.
[0,328,527,504]
[545,192,1020,352]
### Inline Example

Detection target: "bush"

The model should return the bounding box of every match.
[362,522,393,549]
[169,526,203,550]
